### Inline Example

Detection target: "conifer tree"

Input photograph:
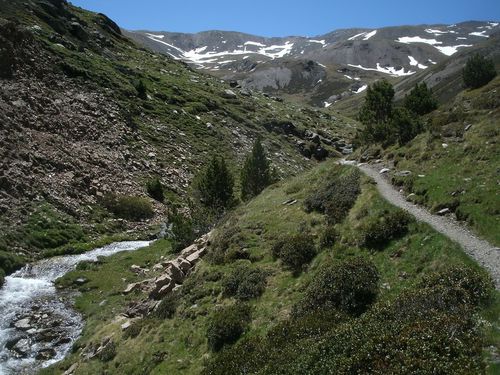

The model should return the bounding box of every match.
[463,54,497,89]
[195,155,234,210]
[403,82,438,116]
[241,138,271,201]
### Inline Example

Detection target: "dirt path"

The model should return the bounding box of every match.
[347,161,500,289]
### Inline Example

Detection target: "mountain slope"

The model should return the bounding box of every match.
[0,0,353,279]
[43,160,499,375]
[126,21,500,106]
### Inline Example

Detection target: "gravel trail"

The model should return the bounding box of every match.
[349,161,500,289]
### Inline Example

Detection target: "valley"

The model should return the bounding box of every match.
[0,0,499,374]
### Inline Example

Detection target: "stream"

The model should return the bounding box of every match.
[0,241,151,375]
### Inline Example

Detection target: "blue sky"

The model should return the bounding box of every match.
[70,0,500,37]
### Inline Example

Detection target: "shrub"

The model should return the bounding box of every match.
[97,341,116,362]
[359,209,412,249]
[294,257,379,317]
[146,178,164,202]
[305,169,360,224]
[101,194,154,221]
[206,304,252,352]
[135,79,147,99]
[167,209,195,253]
[241,138,272,201]
[155,292,179,319]
[222,264,267,300]
[463,54,497,89]
[319,225,337,248]
[403,82,438,116]
[122,320,144,340]
[272,232,317,274]
[419,266,494,307]
[205,284,483,374]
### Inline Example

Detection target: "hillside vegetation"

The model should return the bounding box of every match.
[355,74,500,246]
[0,0,355,282]
[42,161,499,374]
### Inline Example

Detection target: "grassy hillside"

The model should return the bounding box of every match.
[0,0,354,281]
[356,75,500,246]
[42,160,499,374]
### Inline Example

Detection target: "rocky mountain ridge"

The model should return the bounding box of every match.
[0,0,352,263]
[126,21,500,105]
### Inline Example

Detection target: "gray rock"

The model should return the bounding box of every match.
[12,338,31,356]
[166,263,185,284]
[395,170,412,177]
[221,89,238,99]
[36,348,56,360]
[437,208,450,215]
[14,318,31,330]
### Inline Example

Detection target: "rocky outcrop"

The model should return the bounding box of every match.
[123,232,211,318]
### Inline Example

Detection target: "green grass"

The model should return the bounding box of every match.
[43,160,499,374]
[358,76,500,247]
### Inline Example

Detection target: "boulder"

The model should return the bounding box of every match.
[12,338,31,356]
[36,348,56,360]
[123,282,140,294]
[174,258,192,273]
[186,250,203,265]
[221,89,237,99]
[180,244,198,257]
[166,263,185,284]
[395,170,412,177]
[14,318,31,330]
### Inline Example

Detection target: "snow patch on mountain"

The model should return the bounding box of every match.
[348,30,377,41]
[244,41,266,47]
[353,84,368,94]
[408,56,428,69]
[363,30,377,40]
[397,36,473,56]
[435,45,473,56]
[308,39,326,45]
[348,63,415,77]
[469,31,489,38]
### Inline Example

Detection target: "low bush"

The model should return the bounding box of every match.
[304,169,360,224]
[272,232,317,274]
[97,341,117,362]
[419,266,494,307]
[101,194,154,221]
[167,209,195,252]
[359,209,412,249]
[319,225,338,248]
[222,264,267,300]
[155,292,179,319]
[206,303,252,352]
[205,282,485,374]
[293,257,379,317]
[122,320,144,340]
[146,178,164,202]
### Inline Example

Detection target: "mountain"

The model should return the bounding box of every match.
[126,21,500,106]
[0,0,353,278]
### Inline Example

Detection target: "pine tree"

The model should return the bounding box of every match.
[463,54,497,89]
[195,155,234,210]
[241,138,271,201]
[403,82,438,116]
[358,79,395,126]
[136,79,147,100]
[357,80,395,145]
